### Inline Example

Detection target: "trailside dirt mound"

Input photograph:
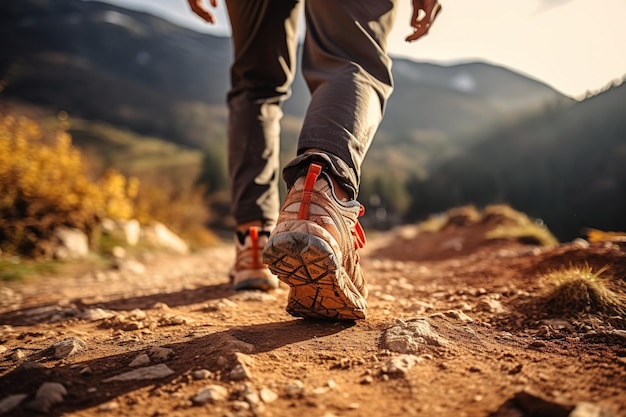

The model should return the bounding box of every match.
[0,221,625,417]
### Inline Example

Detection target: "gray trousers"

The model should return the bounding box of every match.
[226,0,397,226]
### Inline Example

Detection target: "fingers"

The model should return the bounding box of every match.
[406,0,442,43]
[187,0,215,24]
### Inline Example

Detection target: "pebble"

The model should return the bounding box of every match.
[11,349,27,361]
[228,353,254,381]
[149,346,174,362]
[16,361,46,371]
[192,385,229,405]
[477,298,506,314]
[259,388,278,403]
[79,308,116,321]
[360,375,374,385]
[382,319,449,354]
[159,315,192,326]
[25,382,67,413]
[129,353,151,367]
[381,354,423,377]
[204,299,237,312]
[229,364,252,381]
[231,400,251,411]
[114,259,146,275]
[103,364,175,382]
[98,401,119,412]
[0,394,28,415]
[192,369,213,380]
[285,380,304,398]
[79,366,93,376]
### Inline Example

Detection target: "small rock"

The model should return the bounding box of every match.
[231,400,251,411]
[441,310,474,323]
[242,386,261,407]
[259,388,278,403]
[149,346,174,362]
[51,337,87,359]
[381,354,423,377]
[285,380,304,398]
[229,364,252,381]
[16,361,46,371]
[79,366,93,376]
[159,315,191,326]
[477,298,506,314]
[54,227,89,260]
[111,246,127,258]
[98,401,119,412]
[128,309,147,321]
[114,259,145,275]
[25,382,67,413]
[129,353,151,367]
[142,222,189,254]
[103,364,175,382]
[0,394,28,415]
[192,369,213,380]
[192,385,229,405]
[360,375,374,385]
[382,319,449,354]
[11,349,27,361]
[228,352,254,381]
[79,308,116,321]
[570,402,612,417]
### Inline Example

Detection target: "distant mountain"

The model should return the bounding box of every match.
[407,82,626,240]
[0,0,572,158]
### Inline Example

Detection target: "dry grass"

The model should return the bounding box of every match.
[415,204,558,247]
[485,223,558,246]
[540,265,626,317]
[483,205,558,247]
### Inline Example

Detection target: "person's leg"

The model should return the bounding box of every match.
[284,0,398,198]
[264,0,398,318]
[225,0,301,290]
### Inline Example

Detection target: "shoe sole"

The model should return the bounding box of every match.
[263,231,367,320]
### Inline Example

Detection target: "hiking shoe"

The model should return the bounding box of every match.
[263,163,368,320]
[231,226,279,291]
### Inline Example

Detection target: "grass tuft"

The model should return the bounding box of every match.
[540,265,626,317]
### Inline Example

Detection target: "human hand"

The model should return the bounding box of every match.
[406,0,442,42]
[187,0,218,24]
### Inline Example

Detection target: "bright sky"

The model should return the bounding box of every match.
[97,0,626,98]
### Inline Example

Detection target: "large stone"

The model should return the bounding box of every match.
[142,222,189,254]
[0,394,28,415]
[192,385,229,405]
[25,383,67,413]
[101,218,141,246]
[382,319,450,354]
[103,364,175,382]
[53,227,89,260]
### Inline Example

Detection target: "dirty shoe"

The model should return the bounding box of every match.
[263,163,368,320]
[232,226,279,291]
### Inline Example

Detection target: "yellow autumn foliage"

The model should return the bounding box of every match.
[0,113,139,257]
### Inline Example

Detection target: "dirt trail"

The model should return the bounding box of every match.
[1,221,625,417]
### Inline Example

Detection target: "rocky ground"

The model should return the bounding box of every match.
[1,212,625,417]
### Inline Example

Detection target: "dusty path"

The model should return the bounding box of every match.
[1,220,625,417]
